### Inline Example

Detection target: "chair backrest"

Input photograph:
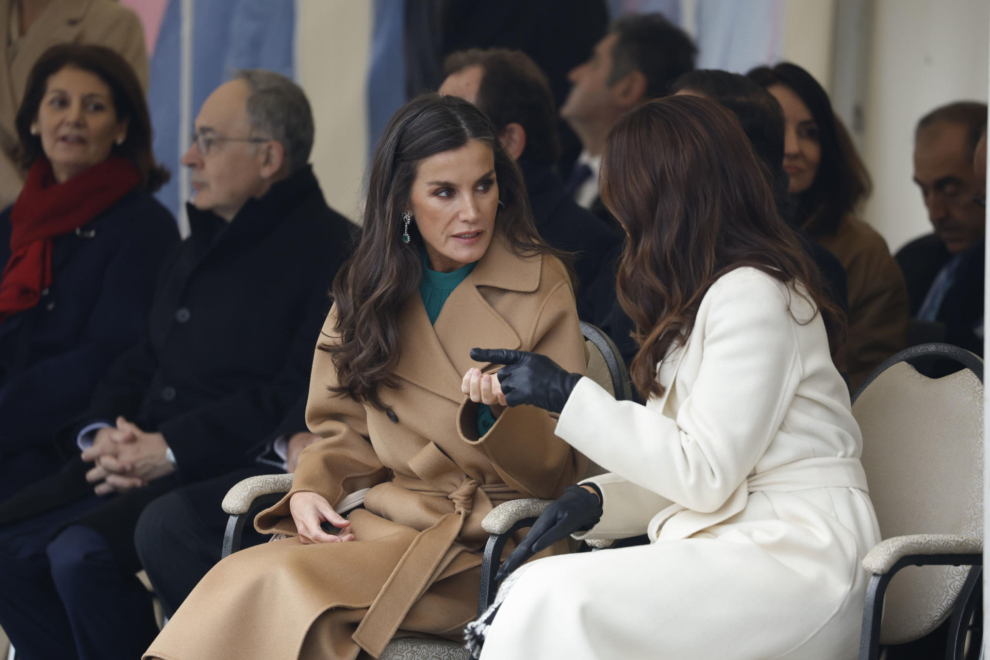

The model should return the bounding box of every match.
[852,343,984,645]
[580,322,633,479]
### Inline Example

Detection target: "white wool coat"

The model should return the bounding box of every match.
[480,267,881,660]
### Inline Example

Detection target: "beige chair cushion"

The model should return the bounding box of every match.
[854,361,983,644]
[380,638,470,659]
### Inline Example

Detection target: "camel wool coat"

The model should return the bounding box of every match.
[0,0,148,210]
[145,239,587,660]
[479,267,882,660]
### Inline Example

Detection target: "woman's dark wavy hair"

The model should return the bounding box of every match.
[748,62,871,236]
[325,93,562,410]
[16,44,169,192]
[600,95,846,400]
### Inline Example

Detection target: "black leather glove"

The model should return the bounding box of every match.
[469,348,582,414]
[495,484,603,582]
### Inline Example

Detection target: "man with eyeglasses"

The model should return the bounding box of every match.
[0,70,354,660]
[899,101,986,356]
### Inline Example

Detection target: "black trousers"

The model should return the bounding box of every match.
[134,465,276,618]
[0,494,159,660]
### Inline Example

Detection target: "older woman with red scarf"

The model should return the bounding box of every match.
[0,44,178,500]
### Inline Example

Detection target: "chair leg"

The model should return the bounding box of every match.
[860,573,892,660]
[947,566,983,660]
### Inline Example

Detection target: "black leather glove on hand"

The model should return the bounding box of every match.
[495,484,603,582]
[469,348,582,414]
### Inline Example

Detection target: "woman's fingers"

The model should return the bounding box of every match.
[317,500,351,529]
[480,374,496,405]
[86,464,108,484]
[491,373,508,408]
[461,369,473,395]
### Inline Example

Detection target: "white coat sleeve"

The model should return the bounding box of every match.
[555,272,804,514]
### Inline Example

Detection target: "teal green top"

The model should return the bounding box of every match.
[419,250,496,436]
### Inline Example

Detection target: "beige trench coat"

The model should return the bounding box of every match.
[0,0,148,209]
[145,240,587,660]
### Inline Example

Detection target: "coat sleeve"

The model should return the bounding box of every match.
[0,213,178,453]
[254,305,388,534]
[159,282,335,483]
[554,271,804,514]
[456,276,588,500]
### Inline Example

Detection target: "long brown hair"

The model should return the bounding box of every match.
[16,44,169,192]
[325,94,560,410]
[748,63,871,236]
[600,95,845,400]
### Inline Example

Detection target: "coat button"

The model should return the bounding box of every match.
[161,386,177,402]
[74,227,97,238]
[45,301,55,311]
[175,308,191,323]
[386,409,399,424]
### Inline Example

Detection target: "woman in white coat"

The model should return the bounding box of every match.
[468,95,881,659]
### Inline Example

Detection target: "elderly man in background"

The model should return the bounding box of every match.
[900,101,986,355]
[0,0,149,210]
[0,70,353,660]
[439,48,620,319]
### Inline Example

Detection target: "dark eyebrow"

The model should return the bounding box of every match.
[195,126,217,135]
[932,175,964,189]
[427,170,495,187]
[797,119,818,128]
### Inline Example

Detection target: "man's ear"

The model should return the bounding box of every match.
[259,140,286,179]
[613,70,649,109]
[498,123,527,161]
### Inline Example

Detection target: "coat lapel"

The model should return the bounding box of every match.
[393,237,540,402]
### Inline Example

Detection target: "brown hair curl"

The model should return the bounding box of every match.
[600,95,846,400]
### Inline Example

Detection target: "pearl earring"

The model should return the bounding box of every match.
[116,137,125,145]
[30,127,38,136]
[402,212,412,244]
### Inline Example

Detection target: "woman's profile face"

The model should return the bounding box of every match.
[31,66,127,183]
[407,139,499,273]
[768,83,821,195]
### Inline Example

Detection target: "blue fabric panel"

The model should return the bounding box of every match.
[695,0,784,73]
[366,0,406,164]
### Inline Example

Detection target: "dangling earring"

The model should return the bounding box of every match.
[402,211,412,244]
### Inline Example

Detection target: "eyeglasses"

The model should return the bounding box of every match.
[190,131,271,156]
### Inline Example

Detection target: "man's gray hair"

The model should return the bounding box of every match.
[233,69,314,173]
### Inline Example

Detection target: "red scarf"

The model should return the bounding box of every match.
[0,157,142,322]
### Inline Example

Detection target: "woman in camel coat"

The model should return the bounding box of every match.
[144,95,586,660]
[468,96,880,659]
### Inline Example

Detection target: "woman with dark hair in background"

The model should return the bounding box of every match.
[0,44,177,500]
[468,95,879,659]
[749,62,908,390]
[145,94,586,660]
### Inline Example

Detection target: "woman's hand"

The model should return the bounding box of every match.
[288,491,355,544]
[495,484,603,581]
[470,348,582,414]
[461,367,506,417]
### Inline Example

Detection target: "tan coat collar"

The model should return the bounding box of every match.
[0,0,95,150]
[393,236,543,403]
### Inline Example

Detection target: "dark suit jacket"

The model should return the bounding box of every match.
[0,167,355,560]
[896,234,984,355]
[0,191,178,457]
[405,0,608,174]
[522,161,620,320]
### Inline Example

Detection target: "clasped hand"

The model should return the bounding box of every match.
[80,416,175,495]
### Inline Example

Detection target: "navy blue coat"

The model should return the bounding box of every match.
[0,191,179,458]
